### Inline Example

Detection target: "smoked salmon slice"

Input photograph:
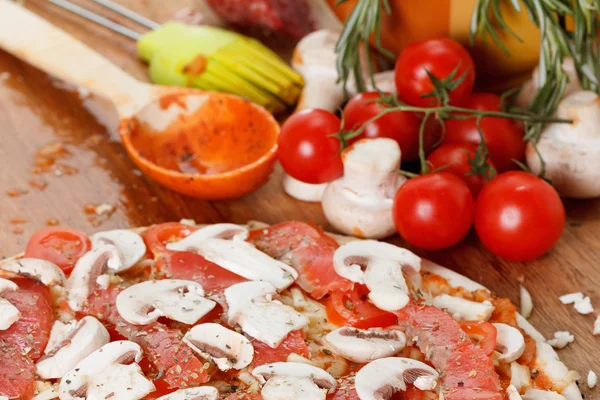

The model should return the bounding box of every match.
[248,222,353,299]
[398,303,504,400]
[82,286,211,390]
[0,278,53,400]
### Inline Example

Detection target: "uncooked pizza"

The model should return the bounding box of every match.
[0,221,583,400]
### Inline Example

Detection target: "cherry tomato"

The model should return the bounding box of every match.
[343,92,438,161]
[278,109,343,184]
[392,173,474,250]
[474,171,565,261]
[251,330,309,367]
[325,286,398,329]
[460,321,497,356]
[142,222,197,255]
[401,387,425,400]
[24,227,91,273]
[443,93,525,172]
[394,37,475,107]
[426,143,494,197]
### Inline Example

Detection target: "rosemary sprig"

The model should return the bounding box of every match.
[469,117,497,180]
[334,0,394,97]
[571,0,600,92]
[470,0,600,144]
[342,96,570,146]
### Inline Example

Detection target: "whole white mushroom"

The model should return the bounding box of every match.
[526,90,600,198]
[292,29,395,113]
[322,138,405,239]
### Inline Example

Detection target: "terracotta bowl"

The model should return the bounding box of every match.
[120,91,279,200]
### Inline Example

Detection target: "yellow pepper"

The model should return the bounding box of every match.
[327,0,541,89]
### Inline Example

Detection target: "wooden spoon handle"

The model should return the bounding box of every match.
[0,0,153,117]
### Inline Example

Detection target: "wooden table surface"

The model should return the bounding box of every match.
[1,0,599,395]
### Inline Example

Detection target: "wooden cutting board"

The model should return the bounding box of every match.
[0,0,599,394]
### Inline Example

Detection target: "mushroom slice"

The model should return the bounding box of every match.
[522,389,567,400]
[32,381,59,400]
[0,258,66,287]
[510,362,532,392]
[493,323,526,363]
[225,281,309,348]
[58,340,155,400]
[333,240,421,312]
[173,223,249,243]
[45,320,77,356]
[507,385,523,400]
[432,294,494,321]
[167,225,297,291]
[156,387,219,400]
[183,323,254,371]
[36,316,110,379]
[0,278,19,330]
[325,327,406,363]
[355,357,439,399]
[116,279,216,325]
[91,229,146,270]
[533,342,580,399]
[261,376,328,400]
[67,244,122,311]
[253,362,337,400]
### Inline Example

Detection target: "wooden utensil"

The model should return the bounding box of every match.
[46,0,303,113]
[0,0,280,200]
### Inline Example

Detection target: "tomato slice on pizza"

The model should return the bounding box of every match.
[325,285,397,329]
[251,330,309,367]
[24,227,91,274]
[0,222,584,400]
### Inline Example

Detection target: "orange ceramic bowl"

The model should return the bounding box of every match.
[120,91,279,200]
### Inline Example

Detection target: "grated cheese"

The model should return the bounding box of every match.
[588,370,598,389]
[558,292,594,315]
[574,296,594,315]
[547,331,575,349]
[559,292,584,305]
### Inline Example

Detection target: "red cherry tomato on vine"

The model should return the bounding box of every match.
[392,172,474,250]
[25,227,91,273]
[443,93,525,173]
[394,37,475,107]
[278,109,343,184]
[343,92,438,161]
[474,171,565,261]
[426,143,494,197]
